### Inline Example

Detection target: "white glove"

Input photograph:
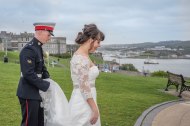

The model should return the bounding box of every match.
[47,82,52,92]
[43,78,52,92]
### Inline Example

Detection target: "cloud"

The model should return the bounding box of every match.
[0,0,189,44]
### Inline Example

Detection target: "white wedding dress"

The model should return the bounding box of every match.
[69,54,101,126]
[39,78,70,126]
[39,54,101,126]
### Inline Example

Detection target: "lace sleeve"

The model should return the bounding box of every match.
[73,55,92,100]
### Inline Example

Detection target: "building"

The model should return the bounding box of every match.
[14,32,34,51]
[43,37,67,54]
[66,44,79,56]
[0,31,67,54]
[0,31,13,50]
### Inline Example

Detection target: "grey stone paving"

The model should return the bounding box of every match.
[134,90,190,126]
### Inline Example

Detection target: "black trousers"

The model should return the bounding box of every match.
[18,98,44,126]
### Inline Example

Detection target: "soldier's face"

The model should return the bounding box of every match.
[41,31,51,44]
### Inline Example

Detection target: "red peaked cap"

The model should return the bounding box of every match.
[33,22,56,36]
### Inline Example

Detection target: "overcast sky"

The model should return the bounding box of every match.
[0,0,189,44]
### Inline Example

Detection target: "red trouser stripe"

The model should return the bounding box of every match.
[25,100,28,126]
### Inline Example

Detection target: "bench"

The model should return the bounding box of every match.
[165,71,190,97]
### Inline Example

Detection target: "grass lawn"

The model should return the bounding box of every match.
[0,57,177,126]
[0,51,19,63]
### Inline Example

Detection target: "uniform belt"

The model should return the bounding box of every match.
[73,84,95,89]
[20,72,42,78]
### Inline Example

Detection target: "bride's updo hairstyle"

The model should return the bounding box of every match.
[75,24,105,44]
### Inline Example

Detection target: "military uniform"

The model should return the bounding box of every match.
[17,22,55,126]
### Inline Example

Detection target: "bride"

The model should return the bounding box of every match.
[40,24,105,126]
[70,24,104,126]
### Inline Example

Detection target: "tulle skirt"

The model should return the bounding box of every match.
[39,78,70,126]
[69,87,101,126]
[40,79,101,126]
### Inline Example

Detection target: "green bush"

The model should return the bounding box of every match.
[50,52,71,59]
[119,64,138,71]
[151,70,168,78]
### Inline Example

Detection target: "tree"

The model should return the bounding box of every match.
[119,64,138,72]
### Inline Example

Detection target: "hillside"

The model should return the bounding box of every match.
[0,51,177,126]
[101,40,190,54]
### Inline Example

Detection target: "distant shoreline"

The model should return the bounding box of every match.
[110,56,190,60]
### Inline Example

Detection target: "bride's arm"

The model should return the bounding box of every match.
[73,56,99,124]
[87,98,99,125]
[73,56,92,99]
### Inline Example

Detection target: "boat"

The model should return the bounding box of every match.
[144,56,159,64]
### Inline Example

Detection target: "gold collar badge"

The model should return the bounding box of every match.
[27,59,32,64]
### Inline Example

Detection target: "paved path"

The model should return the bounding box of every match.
[134,91,190,126]
[152,101,190,126]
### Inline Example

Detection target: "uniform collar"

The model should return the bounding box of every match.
[33,37,43,46]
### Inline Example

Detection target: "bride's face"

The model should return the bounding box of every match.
[89,39,101,53]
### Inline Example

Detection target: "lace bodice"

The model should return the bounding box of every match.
[70,54,99,100]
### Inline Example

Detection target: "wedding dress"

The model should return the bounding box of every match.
[39,78,70,126]
[69,54,101,126]
[39,54,101,126]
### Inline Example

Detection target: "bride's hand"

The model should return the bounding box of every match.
[90,109,99,125]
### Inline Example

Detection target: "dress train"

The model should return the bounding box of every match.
[39,78,70,126]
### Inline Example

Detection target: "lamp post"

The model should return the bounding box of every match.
[2,37,8,56]
[5,38,7,56]
[3,37,8,63]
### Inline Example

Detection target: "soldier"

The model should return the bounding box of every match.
[16,22,56,126]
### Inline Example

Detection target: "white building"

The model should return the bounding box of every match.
[13,32,34,51]
[0,31,12,50]
[43,37,67,54]
[0,31,67,54]
[148,46,173,51]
